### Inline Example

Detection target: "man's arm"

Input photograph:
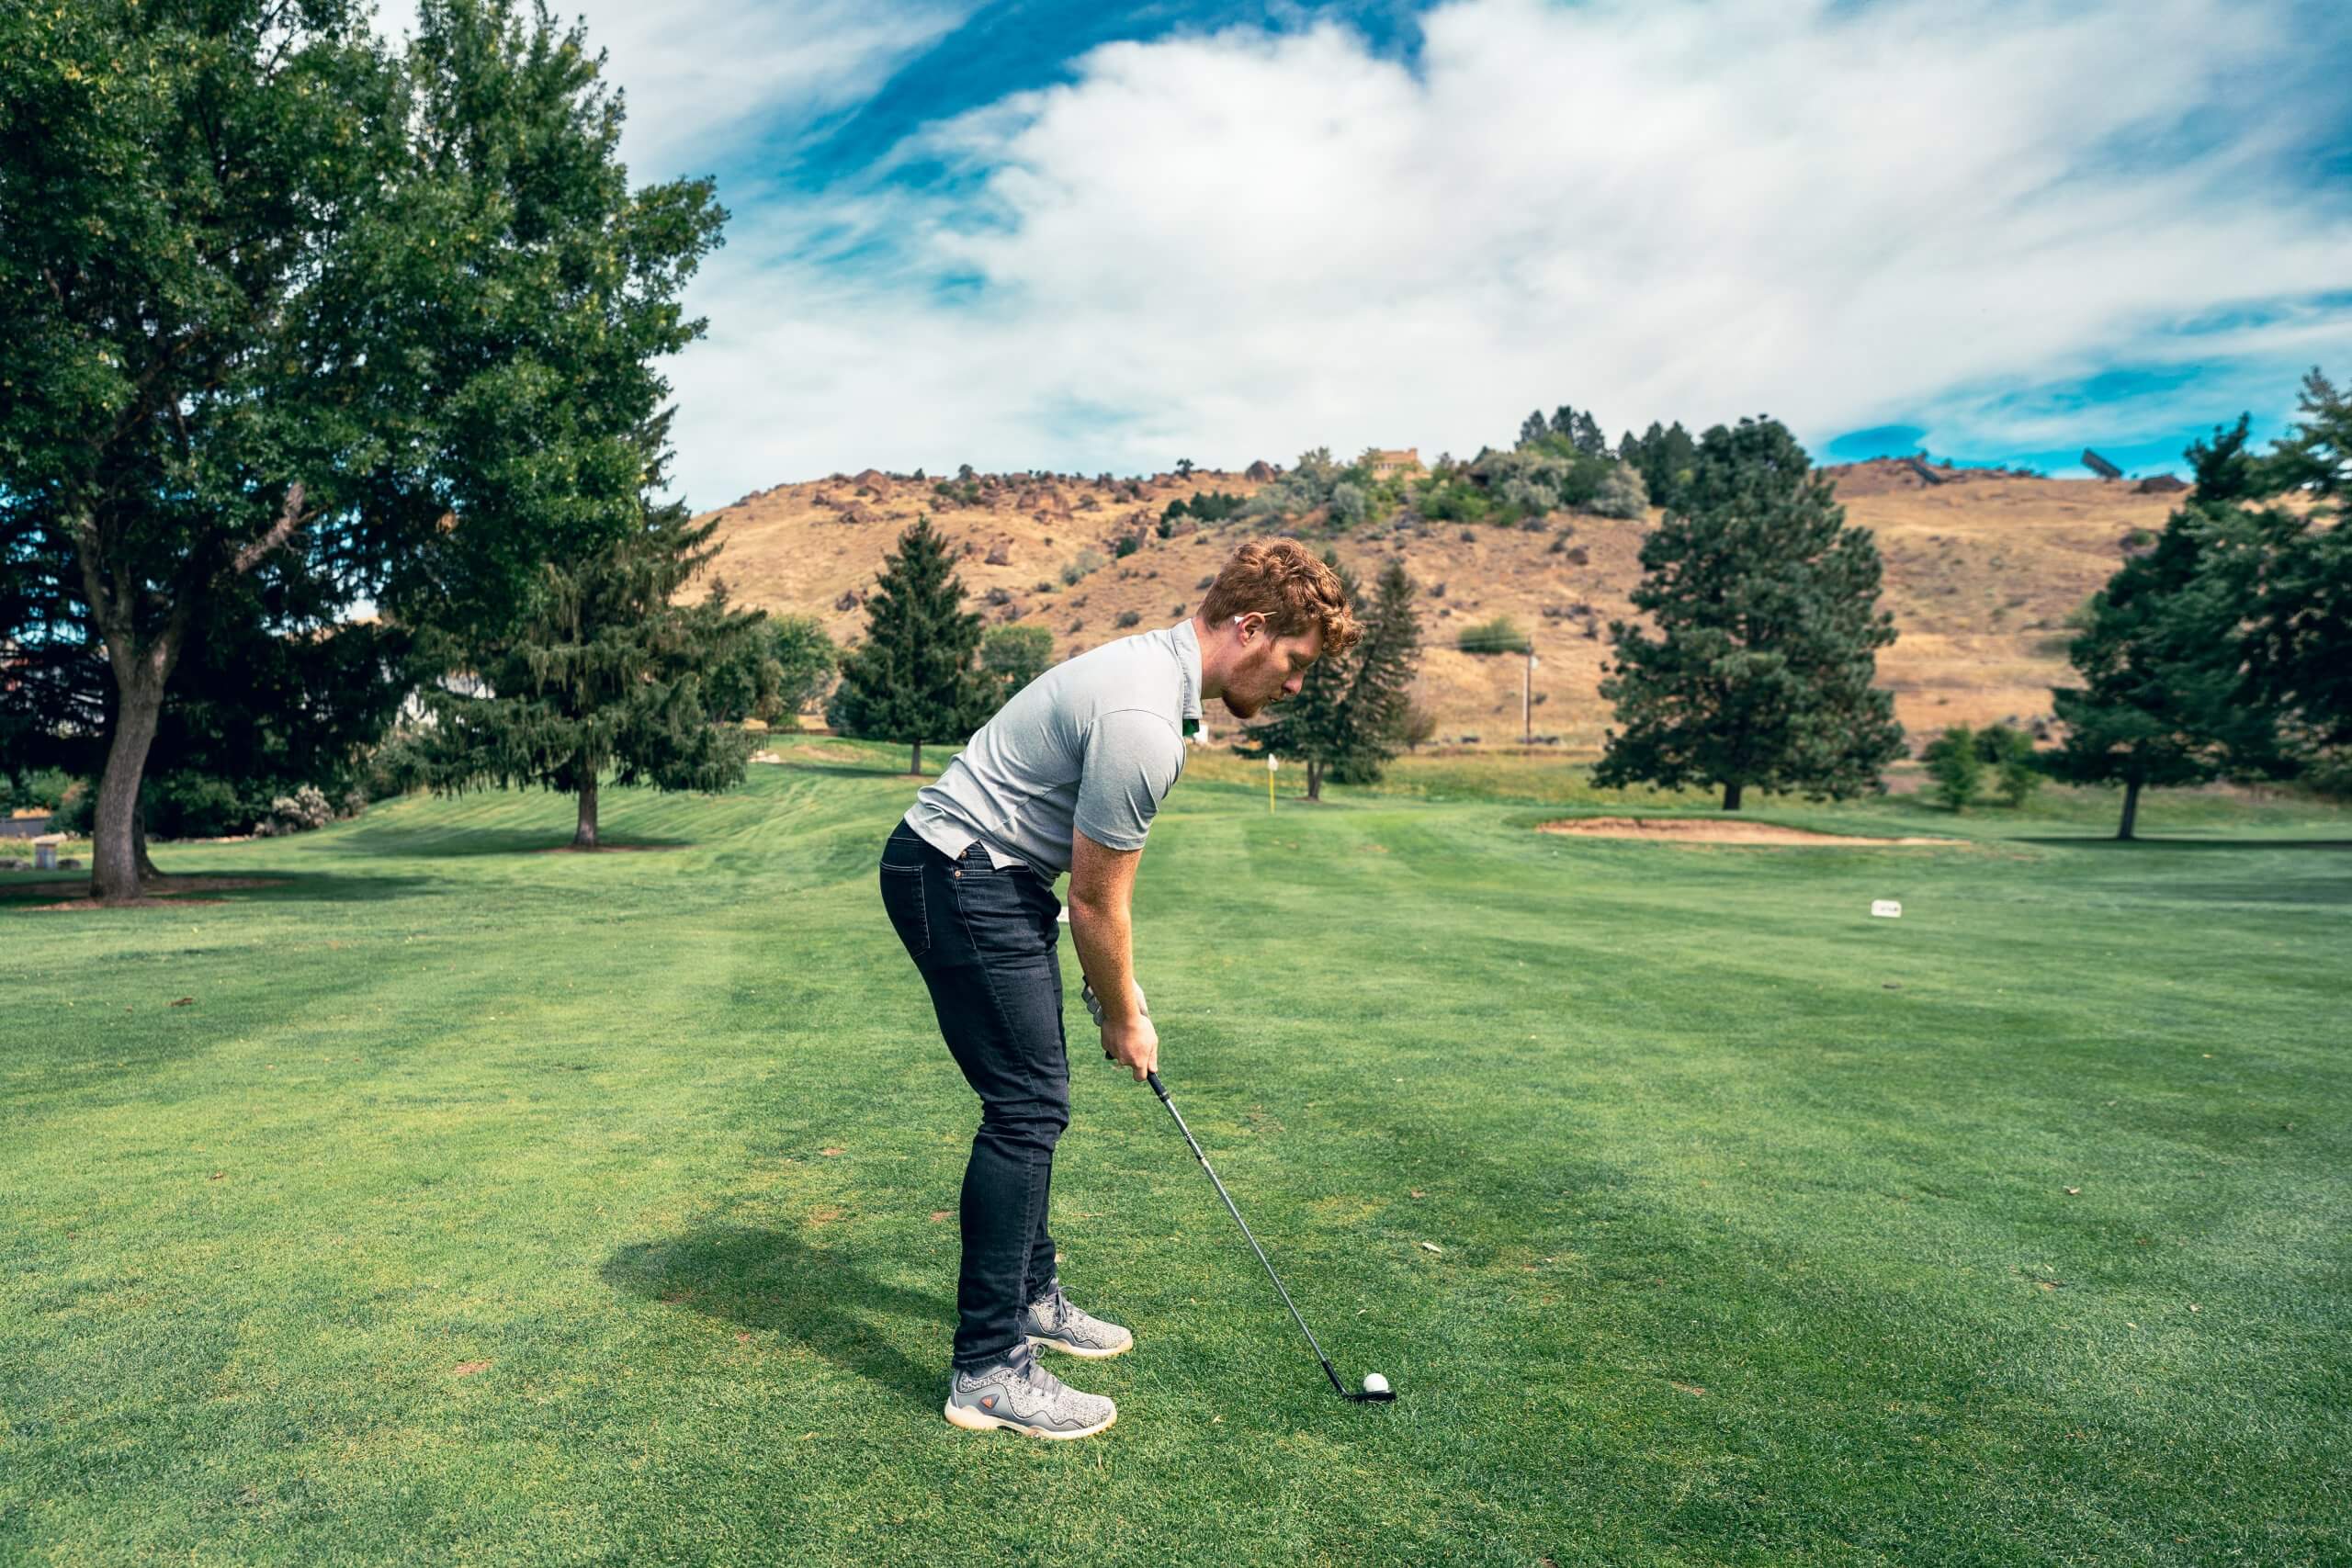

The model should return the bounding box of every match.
[1068,827,1159,1080]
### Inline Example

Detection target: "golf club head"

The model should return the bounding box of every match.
[1348,1384,1396,1403]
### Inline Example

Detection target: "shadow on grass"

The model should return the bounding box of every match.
[0,869,433,908]
[2015,837,2352,851]
[602,1225,948,1410]
[314,826,696,858]
[771,761,924,781]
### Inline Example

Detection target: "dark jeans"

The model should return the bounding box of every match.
[878,820,1069,1370]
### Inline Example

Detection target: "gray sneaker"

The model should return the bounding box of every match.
[944,1344,1117,1439]
[1020,1281,1135,1360]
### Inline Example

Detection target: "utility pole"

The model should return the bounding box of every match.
[1522,646,1537,743]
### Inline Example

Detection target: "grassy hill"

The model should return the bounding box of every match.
[695,458,2188,751]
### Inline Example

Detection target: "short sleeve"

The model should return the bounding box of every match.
[1074,708,1186,851]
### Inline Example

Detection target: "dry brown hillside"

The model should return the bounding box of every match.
[695,457,2188,756]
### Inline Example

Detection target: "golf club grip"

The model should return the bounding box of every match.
[1147,1070,1169,1101]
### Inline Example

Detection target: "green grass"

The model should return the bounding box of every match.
[4,738,2348,1565]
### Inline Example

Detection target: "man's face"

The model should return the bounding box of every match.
[1220,619,1324,719]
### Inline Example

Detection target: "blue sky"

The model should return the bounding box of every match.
[383,0,2352,499]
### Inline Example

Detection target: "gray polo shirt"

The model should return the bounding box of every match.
[904,618,1204,876]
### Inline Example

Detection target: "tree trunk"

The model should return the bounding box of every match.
[574,767,600,849]
[1723,780,1745,811]
[2117,776,2141,841]
[1306,760,1324,802]
[910,740,923,776]
[90,661,169,903]
[133,805,161,882]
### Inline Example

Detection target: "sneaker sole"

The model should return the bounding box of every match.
[943,1399,1117,1439]
[1025,1332,1134,1361]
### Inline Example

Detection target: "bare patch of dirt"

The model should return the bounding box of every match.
[1538,817,1956,846]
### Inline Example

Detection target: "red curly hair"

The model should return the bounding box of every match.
[1197,538,1363,657]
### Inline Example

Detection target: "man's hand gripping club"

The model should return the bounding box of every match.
[1067,829,1159,1082]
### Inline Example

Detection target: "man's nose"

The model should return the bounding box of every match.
[1283,675,1303,695]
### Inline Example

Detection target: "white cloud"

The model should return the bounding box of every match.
[652,0,2352,497]
[371,0,969,182]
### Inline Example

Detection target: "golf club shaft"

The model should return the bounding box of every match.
[1147,1070,1349,1398]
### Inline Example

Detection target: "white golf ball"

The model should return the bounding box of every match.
[1362,1372,1389,1394]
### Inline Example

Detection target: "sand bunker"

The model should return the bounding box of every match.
[1538,817,1956,846]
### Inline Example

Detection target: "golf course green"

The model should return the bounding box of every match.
[5,737,2346,1565]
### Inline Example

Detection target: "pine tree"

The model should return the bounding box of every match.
[419,477,766,847]
[2237,370,2352,756]
[1519,410,1551,448]
[1595,418,1905,809]
[2046,420,2286,840]
[827,515,996,774]
[1625,421,1700,513]
[1232,552,1363,802]
[1328,558,1424,785]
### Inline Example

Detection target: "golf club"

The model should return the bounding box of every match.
[1145,1069,1396,1404]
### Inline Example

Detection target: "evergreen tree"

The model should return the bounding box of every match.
[2236,370,2352,757]
[1328,558,1424,785]
[1626,421,1701,513]
[418,473,765,848]
[1519,410,1551,448]
[2046,421,2286,840]
[1595,418,1905,809]
[827,516,996,775]
[1232,552,1363,802]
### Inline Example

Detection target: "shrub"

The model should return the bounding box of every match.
[1585,461,1649,519]
[51,778,95,835]
[981,624,1055,694]
[1970,723,2042,807]
[1060,547,1107,585]
[1114,536,1139,558]
[256,784,334,836]
[1456,616,1531,655]
[1329,481,1369,526]
[1922,726,1983,811]
[1114,609,1141,628]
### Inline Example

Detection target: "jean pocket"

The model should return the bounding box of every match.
[879,862,930,959]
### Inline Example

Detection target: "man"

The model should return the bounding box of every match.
[878,538,1360,1439]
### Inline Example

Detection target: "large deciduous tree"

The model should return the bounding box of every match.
[0,0,721,900]
[826,515,996,775]
[1595,417,1904,809]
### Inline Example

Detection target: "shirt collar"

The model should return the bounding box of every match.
[1173,616,1204,736]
